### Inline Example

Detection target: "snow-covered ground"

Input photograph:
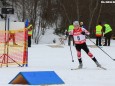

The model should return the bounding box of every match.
[0,29,115,86]
[38,29,62,44]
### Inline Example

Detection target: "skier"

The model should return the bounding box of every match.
[71,21,101,68]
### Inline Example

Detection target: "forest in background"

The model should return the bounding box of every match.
[0,0,115,42]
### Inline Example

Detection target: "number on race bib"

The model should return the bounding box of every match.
[77,36,80,40]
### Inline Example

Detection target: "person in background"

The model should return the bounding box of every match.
[68,24,74,46]
[95,22,103,46]
[103,23,112,46]
[80,21,86,29]
[71,21,101,68]
[8,30,17,45]
[64,30,69,40]
[27,22,33,47]
[0,14,4,19]
[8,21,18,45]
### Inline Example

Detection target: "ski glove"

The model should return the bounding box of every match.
[81,31,85,35]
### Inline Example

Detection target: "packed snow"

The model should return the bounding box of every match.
[0,29,115,86]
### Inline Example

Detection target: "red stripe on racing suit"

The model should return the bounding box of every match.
[72,27,90,44]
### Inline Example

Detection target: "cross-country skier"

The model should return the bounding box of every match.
[71,21,101,68]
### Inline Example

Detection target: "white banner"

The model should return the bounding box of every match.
[0,21,25,30]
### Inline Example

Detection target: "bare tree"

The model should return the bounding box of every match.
[7,0,115,39]
[88,0,99,32]
[75,0,80,21]
[96,3,103,24]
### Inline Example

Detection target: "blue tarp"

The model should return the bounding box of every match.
[9,71,65,85]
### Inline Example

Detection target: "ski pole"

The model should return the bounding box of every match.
[69,45,74,62]
[86,36,115,61]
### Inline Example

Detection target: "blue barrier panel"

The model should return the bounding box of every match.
[9,71,65,85]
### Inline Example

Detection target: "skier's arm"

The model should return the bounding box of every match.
[81,28,90,35]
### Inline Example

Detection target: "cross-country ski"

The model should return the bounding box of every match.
[71,67,86,70]
[71,66,107,70]
[97,66,107,70]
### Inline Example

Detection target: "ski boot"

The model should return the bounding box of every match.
[95,62,101,67]
[78,63,83,69]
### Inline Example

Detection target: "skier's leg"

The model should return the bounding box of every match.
[77,50,83,68]
[82,43,101,67]
[92,57,101,67]
[75,44,82,68]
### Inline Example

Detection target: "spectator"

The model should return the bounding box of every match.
[95,22,103,46]
[27,22,33,47]
[8,21,18,45]
[103,23,112,46]
[68,24,74,46]
[64,30,69,40]
[80,21,86,29]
